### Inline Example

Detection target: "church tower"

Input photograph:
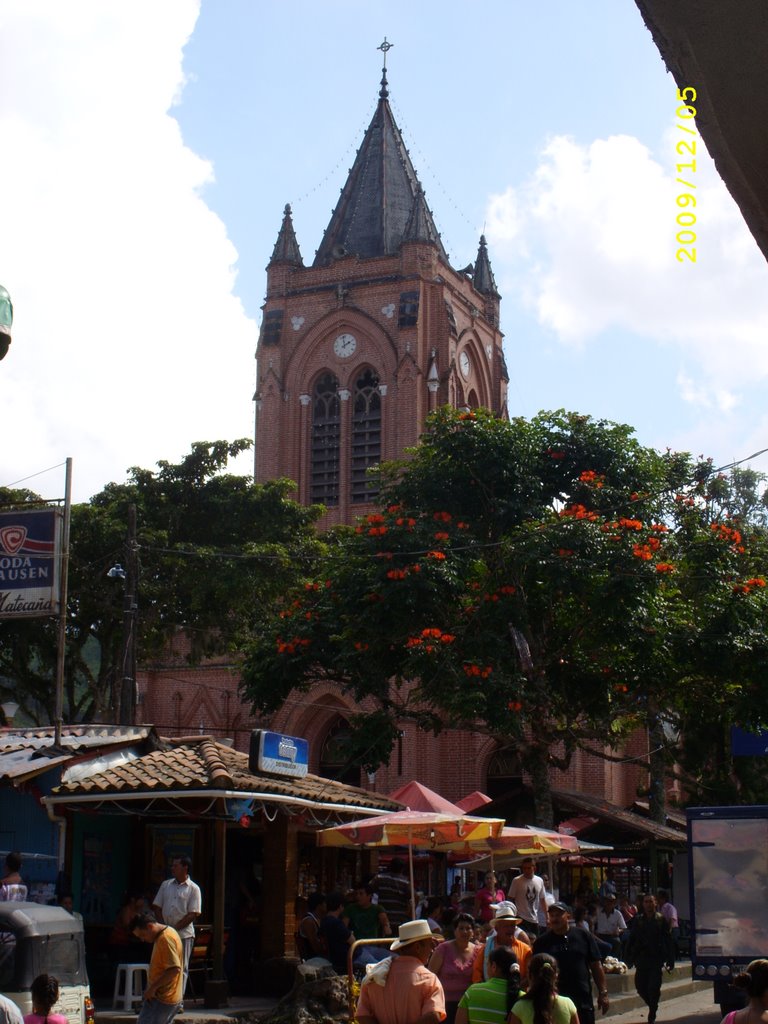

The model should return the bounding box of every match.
[254,50,507,526]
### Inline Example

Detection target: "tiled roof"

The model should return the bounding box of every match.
[553,789,687,845]
[0,725,155,783]
[50,735,402,814]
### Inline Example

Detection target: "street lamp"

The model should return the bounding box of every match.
[1,701,19,726]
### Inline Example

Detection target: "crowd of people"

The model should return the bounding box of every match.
[294,859,698,1024]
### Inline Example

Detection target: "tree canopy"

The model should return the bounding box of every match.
[0,441,324,724]
[241,409,768,820]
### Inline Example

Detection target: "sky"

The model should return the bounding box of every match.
[1,1,767,504]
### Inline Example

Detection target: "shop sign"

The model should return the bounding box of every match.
[0,508,62,619]
[250,729,309,778]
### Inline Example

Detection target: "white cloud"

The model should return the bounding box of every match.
[487,131,768,405]
[0,2,257,501]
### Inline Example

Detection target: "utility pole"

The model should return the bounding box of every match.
[119,504,138,726]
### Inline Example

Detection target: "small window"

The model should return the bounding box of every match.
[398,290,419,328]
[260,310,283,346]
[444,301,457,336]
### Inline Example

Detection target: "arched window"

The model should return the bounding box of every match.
[467,388,480,409]
[319,716,360,786]
[351,368,381,504]
[486,746,524,802]
[311,372,340,505]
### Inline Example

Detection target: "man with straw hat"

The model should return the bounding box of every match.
[356,919,446,1024]
[472,903,532,983]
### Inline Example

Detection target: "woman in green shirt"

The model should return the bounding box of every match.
[510,953,579,1024]
[455,947,523,1024]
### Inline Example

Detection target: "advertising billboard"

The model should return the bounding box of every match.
[0,508,62,618]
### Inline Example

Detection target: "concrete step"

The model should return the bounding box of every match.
[603,967,703,1018]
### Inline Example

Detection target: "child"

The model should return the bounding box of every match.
[23,975,68,1024]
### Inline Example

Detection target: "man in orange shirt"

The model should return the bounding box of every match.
[131,913,184,1024]
[357,919,446,1024]
[472,904,531,983]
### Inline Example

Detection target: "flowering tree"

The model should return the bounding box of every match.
[240,410,768,822]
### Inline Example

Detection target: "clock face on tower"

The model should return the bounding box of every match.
[333,332,357,358]
[459,350,471,379]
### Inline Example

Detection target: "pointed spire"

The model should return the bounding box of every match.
[472,235,498,296]
[269,204,304,267]
[313,73,447,266]
[403,187,435,245]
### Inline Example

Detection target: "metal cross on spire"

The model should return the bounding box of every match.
[377,37,393,97]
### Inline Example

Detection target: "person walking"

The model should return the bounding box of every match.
[456,947,523,1024]
[508,859,547,938]
[625,894,675,1024]
[721,959,768,1024]
[472,904,532,983]
[356,919,445,1024]
[130,913,183,1024]
[533,902,609,1024]
[151,856,201,995]
[431,913,479,1024]
[509,952,579,1024]
[473,873,505,926]
[371,858,411,931]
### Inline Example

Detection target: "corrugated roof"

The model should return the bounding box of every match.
[0,725,154,783]
[49,735,402,815]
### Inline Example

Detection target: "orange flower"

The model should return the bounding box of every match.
[499,585,516,595]
[434,531,450,541]
[427,550,446,560]
[354,641,369,651]
[633,544,653,560]
[619,518,644,531]
[655,563,675,573]
[558,548,574,557]
[434,511,452,522]
[386,569,408,580]
[507,701,523,712]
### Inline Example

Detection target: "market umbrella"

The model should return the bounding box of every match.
[388,780,465,814]
[317,810,505,915]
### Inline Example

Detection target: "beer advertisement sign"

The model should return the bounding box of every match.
[0,508,62,618]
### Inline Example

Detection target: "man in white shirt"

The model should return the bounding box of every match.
[0,994,23,1024]
[507,858,547,937]
[596,894,627,956]
[152,856,202,994]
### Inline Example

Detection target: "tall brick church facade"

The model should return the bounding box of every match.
[141,65,645,810]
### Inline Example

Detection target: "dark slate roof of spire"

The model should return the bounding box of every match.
[472,235,499,296]
[403,186,435,245]
[313,82,448,266]
[269,204,304,267]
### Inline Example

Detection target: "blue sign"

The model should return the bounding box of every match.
[731,726,768,757]
[254,730,309,778]
[0,508,62,618]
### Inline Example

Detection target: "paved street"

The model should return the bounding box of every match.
[606,981,722,1024]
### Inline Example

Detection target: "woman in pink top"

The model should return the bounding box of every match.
[23,975,68,1024]
[430,913,479,1024]
[473,872,505,925]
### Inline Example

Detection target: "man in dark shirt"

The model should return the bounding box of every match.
[625,894,675,1024]
[319,892,355,974]
[371,858,411,930]
[533,902,609,1024]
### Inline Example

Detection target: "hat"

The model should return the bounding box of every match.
[490,901,522,925]
[548,901,570,914]
[390,919,440,951]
